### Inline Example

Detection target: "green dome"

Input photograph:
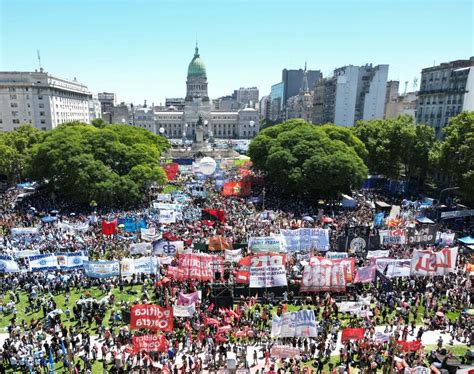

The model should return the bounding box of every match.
[187,45,206,77]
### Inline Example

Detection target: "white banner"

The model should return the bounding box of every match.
[367,250,390,259]
[173,303,196,318]
[281,228,330,252]
[158,210,176,224]
[121,257,157,276]
[56,251,88,270]
[153,240,183,256]
[0,255,19,273]
[13,249,41,258]
[140,228,160,242]
[248,236,284,253]
[410,247,458,276]
[272,310,317,338]
[225,249,242,263]
[436,232,455,246]
[379,229,407,245]
[12,227,40,236]
[29,253,58,271]
[249,254,287,288]
[326,252,348,259]
[156,193,172,202]
[130,242,153,254]
[385,259,411,278]
[83,260,120,278]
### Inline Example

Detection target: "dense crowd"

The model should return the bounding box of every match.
[0,169,473,374]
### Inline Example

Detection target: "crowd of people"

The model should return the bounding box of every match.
[0,165,473,374]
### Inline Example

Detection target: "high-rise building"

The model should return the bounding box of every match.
[0,70,92,132]
[384,81,417,119]
[235,87,259,109]
[312,64,388,126]
[259,95,271,120]
[282,68,321,108]
[416,57,474,138]
[270,82,284,121]
[97,92,116,115]
[88,96,102,122]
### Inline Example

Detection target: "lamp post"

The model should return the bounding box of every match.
[249,120,255,139]
[159,127,165,137]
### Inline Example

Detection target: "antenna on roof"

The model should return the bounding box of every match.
[37,50,43,71]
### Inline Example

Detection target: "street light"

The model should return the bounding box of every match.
[249,120,255,139]
[121,118,126,124]
[159,127,165,135]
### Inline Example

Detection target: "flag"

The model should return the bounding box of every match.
[163,163,179,180]
[201,209,226,223]
[101,219,117,236]
[208,235,232,251]
[354,265,376,283]
[341,328,365,342]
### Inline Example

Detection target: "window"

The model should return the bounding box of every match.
[10,94,17,100]
[0,119,2,124]
[10,103,18,108]
[40,111,45,116]
[9,87,16,92]
[11,111,18,116]
[39,103,44,108]
[38,95,43,100]
[40,120,46,124]
[12,119,20,124]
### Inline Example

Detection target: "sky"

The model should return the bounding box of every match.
[1,0,473,105]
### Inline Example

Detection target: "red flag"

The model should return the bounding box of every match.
[101,219,117,236]
[163,163,179,181]
[341,328,365,342]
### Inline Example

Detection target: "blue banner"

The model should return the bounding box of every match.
[83,260,120,278]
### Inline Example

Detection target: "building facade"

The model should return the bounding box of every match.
[0,70,92,131]
[312,64,388,126]
[282,68,321,108]
[97,92,116,115]
[270,82,284,121]
[416,57,474,138]
[134,45,259,139]
[384,81,417,119]
[235,87,259,109]
[286,63,315,122]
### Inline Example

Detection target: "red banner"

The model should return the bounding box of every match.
[166,266,185,280]
[341,328,365,342]
[178,253,224,281]
[163,163,179,181]
[396,340,422,352]
[130,305,173,331]
[101,219,117,236]
[132,334,169,353]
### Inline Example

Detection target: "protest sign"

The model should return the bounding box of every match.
[225,249,242,263]
[83,260,120,278]
[208,236,232,251]
[156,193,172,202]
[173,303,196,318]
[367,250,390,259]
[280,228,330,252]
[326,252,348,259]
[301,257,346,292]
[55,251,88,270]
[29,253,58,271]
[140,228,160,242]
[354,265,376,283]
[385,260,411,278]
[410,247,458,276]
[249,253,287,288]
[178,253,224,281]
[13,249,40,258]
[158,210,176,224]
[152,240,183,256]
[130,305,173,331]
[11,227,40,236]
[396,340,422,352]
[248,236,283,253]
[407,225,437,245]
[177,291,200,306]
[121,257,157,276]
[132,334,169,353]
[130,242,152,255]
[272,310,317,338]
[379,229,407,245]
[436,232,455,246]
[0,255,20,273]
[270,346,300,359]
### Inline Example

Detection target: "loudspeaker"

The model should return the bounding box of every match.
[214,271,222,281]
[223,269,230,281]
[122,310,131,323]
[213,296,233,309]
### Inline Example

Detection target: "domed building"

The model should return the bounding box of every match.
[148,44,259,140]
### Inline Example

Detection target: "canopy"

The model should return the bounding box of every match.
[416,216,435,224]
[458,236,474,245]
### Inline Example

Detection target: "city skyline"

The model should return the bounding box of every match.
[1,0,473,104]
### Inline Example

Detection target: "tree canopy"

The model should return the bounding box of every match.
[27,122,169,208]
[438,111,474,205]
[248,119,368,199]
[352,115,436,184]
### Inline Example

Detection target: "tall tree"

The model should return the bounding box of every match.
[249,119,368,199]
[439,111,474,205]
